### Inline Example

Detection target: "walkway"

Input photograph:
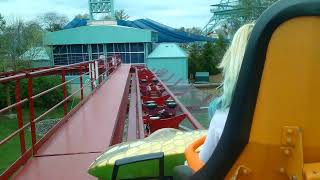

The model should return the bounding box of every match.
[13,65,131,180]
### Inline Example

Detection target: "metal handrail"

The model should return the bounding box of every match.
[0,72,92,114]
[0,62,119,146]
[0,98,28,114]
[135,68,145,139]
[32,71,91,100]
[0,55,122,178]
[0,57,115,83]
[0,56,120,111]
[33,69,111,125]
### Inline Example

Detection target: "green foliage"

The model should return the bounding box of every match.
[0,117,37,174]
[188,43,201,76]
[32,76,70,108]
[0,60,9,72]
[0,14,68,110]
[200,42,216,74]
[0,19,43,72]
[0,76,70,109]
[188,35,227,77]
[0,14,5,32]
[213,34,228,67]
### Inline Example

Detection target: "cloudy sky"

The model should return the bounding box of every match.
[0,0,219,28]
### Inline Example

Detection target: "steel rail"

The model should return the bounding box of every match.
[32,70,110,124]
[153,72,204,130]
[135,68,145,138]
[0,57,113,83]
[0,72,92,114]
[32,71,91,100]
[0,98,28,114]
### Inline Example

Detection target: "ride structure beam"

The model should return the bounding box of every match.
[89,0,115,20]
[202,0,272,35]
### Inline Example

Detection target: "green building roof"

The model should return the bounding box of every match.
[44,25,155,45]
[147,43,187,59]
[21,47,50,61]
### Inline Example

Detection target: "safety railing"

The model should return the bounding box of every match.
[0,55,122,179]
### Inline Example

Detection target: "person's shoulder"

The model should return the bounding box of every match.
[209,97,223,109]
[208,97,223,120]
[214,108,229,119]
[211,107,230,130]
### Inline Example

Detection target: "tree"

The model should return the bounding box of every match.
[38,12,69,32]
[115,9,130,20]
[0,19,45,112]
[212,34,227,73]
[232,0,279,24]
[178,27,202,36]
[103,9,130,21]
[200,42,217,75]
[187,35,227,78]
[178,27,204,50]
[0,13,6,58]
[0,14,7,66]
[0,20,43,71]
[75,14,90,19]
[0,14,5,32]
[188,43,201,78]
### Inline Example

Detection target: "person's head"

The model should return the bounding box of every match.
[219,23,254,109]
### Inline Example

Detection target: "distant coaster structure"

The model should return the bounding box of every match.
[89,0,115,20]
[202,0,274,35]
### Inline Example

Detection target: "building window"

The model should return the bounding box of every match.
[52,43,146,66]
[106,43,145,64]
[53,44,89,66]
[91,44,104,60]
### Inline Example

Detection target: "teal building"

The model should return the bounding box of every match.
[43,0,213,70]
[44,25,157,65]
[147,43,188,84]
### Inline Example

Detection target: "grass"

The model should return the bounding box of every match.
[0,121,36,175]
[0,97,81,175]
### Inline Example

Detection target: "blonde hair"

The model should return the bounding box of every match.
[219,23,254,109]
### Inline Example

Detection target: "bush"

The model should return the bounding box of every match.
[187,35,227,77]
[0,76,70,109]
[188,43,202,78]
[200,42,220,75]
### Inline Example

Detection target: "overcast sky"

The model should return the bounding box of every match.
[0,0,219,28]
